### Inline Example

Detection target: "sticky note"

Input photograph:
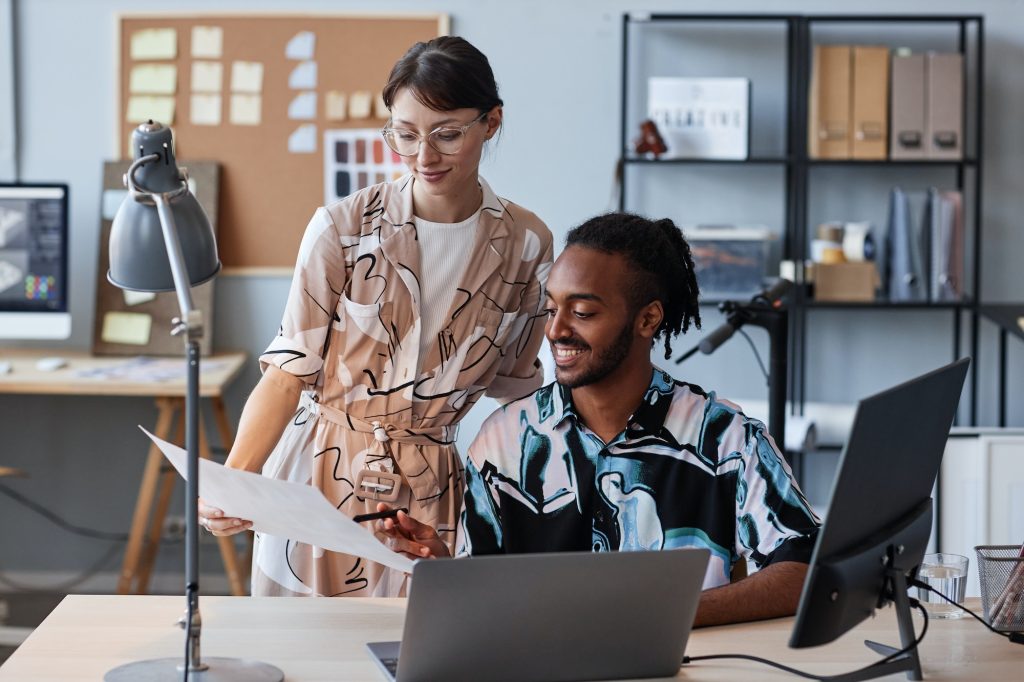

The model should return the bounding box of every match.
[288,124,317,153]
[375,93,389,120]
[126,96,175,124]
[102,311,153,346]
[230,61,263,93]
[230,94,261,125]
[288,92,317,120]
[102,189,128,221]
[191,26,223,58]
[191,94,221,126]
[288,61,317,89]
[325,91,347,121]
[285,31,315,60]
[129,64,177,95]
[130,28,177,60]
[349,91,372,119]
[123,290,156,306]
[191,62,222,93]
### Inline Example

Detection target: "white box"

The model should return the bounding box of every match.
[647,77,750,160]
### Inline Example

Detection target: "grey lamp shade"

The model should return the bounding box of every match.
[108,191,220,292]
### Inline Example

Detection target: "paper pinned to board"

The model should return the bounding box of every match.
[191,94,222,126]
[130,28,177,60]
[229,94,261,126]
[288,61,317,89]
[123,290,156,306]
[288,92,317,120]
[129,64,177,95]
[325,91,347,121]
[191,62,223,93]
[126,95,175,124]
[101,311,152,345]
[141,428,414,575]
[348,91,372,119]
[288,124,317,153]
[285,31,316,60]
[191,26,223,58]
[230,61,264,93]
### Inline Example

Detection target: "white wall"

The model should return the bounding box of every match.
[2,0,1023,582]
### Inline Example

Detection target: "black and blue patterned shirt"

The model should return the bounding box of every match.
[455,367,821,588]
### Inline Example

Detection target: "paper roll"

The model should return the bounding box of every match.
[842,223,875,262]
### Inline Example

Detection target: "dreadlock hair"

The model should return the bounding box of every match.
[565,212,701,359]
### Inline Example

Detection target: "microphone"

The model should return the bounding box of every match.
[698,279,792,355]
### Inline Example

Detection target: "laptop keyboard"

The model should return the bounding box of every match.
[381,657,399,676]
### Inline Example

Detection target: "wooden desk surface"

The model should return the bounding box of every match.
[0,596,1018,681]
[0,349,247,397]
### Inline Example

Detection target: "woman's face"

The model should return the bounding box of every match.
[388,88,501,206]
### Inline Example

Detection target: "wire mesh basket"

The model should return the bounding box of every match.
[975,545,1024,632]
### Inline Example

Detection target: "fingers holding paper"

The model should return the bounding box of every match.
[373,503,450,561]
[198,498,253,536]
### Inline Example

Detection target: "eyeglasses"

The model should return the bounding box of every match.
[381,112,488,157]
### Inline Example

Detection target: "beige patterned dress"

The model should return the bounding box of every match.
[252,175,552,596]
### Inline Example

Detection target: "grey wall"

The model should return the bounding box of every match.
[2,0,1023,586]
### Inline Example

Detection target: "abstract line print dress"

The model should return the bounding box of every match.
[253,175,553,596]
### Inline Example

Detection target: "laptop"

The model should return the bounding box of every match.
[367,548,710,682]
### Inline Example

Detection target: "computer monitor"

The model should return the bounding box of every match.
[0,183,71,339]
[789,358,970,681]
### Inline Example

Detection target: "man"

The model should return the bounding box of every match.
[379,212,820,627]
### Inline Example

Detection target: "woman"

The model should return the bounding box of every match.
[199,36,552,597]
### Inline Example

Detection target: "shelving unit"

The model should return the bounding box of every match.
[619,13,985,430]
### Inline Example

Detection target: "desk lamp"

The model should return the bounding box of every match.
[104,121,283,682]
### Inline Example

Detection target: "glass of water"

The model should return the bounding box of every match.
[916,553,969,619]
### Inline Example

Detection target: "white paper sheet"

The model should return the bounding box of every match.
[230,61,263,93]
[130,28,177,60]
[191,62,223,93]
[141,428,413,574]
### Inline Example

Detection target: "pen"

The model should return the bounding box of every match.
[352,507,408,523]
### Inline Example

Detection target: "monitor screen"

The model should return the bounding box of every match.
[0,183,70,339]
[789,358,970,649]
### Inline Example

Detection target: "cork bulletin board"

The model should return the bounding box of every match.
[117,13,448,273]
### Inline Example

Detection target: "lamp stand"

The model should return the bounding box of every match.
[106,169,283,681]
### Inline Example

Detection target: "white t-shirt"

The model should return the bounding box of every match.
[415,209,481,365]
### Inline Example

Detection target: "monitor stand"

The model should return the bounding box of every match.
[830,566,923,682]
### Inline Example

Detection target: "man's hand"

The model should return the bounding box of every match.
[373,503,450,560]
[198,499,252,537]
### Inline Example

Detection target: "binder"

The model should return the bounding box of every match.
[886,187,927,302]
[851,46,890,160]
[926,188,964,301]
[926,52,964,159]
[890,54,926,159]
[809,45,851,159]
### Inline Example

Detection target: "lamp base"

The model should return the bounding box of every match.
[105,657,284,681]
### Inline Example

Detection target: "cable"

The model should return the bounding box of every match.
[909,576,1023,642]
[737,328,769,382]
[183,585,195,682]
[0,542,123,593]
[0,482,129,542]
[683,600,930,681]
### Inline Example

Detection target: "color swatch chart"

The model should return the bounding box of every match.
[323,129,406,204]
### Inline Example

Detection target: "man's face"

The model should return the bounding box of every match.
[543,246,638,389]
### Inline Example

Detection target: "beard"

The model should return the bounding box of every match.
[554,322,635,389]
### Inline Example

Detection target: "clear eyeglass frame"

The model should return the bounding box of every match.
[381,112,488,157]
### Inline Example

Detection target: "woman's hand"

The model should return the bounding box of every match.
[374,503,451,560]
[198,498,253,537]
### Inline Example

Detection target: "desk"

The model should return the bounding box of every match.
[0,349,250,596]
[0,596,1018,681]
